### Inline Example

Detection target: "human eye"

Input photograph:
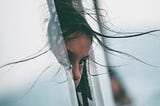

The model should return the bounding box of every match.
[79,56,88,66]
[79,59,85,66]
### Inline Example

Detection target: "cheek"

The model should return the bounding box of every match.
[65,40,77,51]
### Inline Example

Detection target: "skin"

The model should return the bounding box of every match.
[65,32,91,87]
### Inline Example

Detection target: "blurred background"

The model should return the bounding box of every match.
[101,0,160,106]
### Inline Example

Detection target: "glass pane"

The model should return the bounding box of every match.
[0,0,77,106]
[75,0,115,106]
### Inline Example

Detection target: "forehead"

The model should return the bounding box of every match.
[65,32,91,57]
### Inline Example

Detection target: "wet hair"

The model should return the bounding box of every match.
[0,0,159,103]
[54,0,160,67]
[54,0,93,41]
[0,0,159,69]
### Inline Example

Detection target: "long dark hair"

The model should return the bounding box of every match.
[54,0,160,67]
[0,0,159,69]
[0,0,159,103]
[54,0,93,40]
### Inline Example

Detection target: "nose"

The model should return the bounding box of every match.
[72,63,83,86]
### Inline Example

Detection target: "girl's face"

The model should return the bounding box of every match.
[65,32,91,87]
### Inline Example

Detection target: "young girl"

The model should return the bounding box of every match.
[0,0,159,105]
